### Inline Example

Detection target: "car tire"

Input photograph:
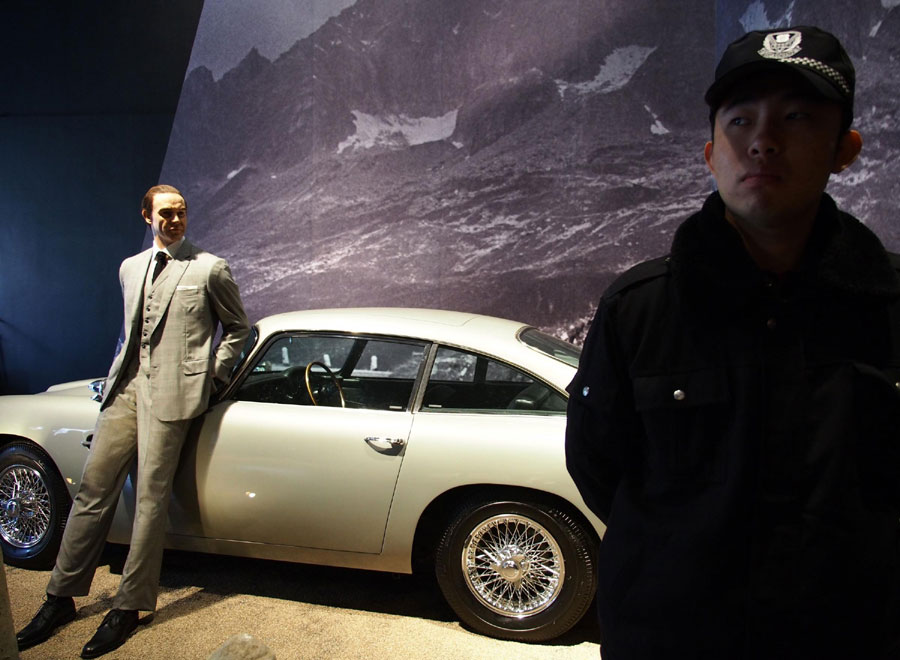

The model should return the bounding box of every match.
[435,496,597,642]
[0,443,71,569]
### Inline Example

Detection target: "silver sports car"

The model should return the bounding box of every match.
[0,308,602,642]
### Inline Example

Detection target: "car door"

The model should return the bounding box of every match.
[407,343,571,485]
[169,332,428,554]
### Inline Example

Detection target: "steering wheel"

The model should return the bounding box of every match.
[304,361,346,407]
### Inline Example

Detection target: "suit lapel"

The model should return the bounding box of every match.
[147,239,193,334]
[126,249,154,327]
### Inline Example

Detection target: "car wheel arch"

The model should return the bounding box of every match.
[0,435,56,464]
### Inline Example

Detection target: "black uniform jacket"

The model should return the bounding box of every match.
[566,192,900,659]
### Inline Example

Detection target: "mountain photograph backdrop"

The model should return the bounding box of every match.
[160,0,900,341]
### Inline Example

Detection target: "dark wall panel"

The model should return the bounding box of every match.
[0,1,205,394]
[0,114,174,393]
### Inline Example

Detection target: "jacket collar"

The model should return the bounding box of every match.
[171,237,195,261]
[670,192,900,303]
[147,238,194,293]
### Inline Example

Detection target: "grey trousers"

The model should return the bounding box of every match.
[47,360,191,611]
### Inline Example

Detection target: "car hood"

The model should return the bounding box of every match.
[44,379,100,397]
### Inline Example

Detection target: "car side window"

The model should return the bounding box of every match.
[234,334,355,406]
[234,333,426,411]
[421,346,566,413]
[250,335,354,375]
[341,338,427,410]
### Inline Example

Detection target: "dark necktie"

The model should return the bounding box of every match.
[152,252,169,283]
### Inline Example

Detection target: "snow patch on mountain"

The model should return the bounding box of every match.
[644,105,670,135]
[739,1,796,32]
[556,45,657,96]
[337,109,459,153]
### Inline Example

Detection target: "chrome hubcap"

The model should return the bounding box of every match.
[0,465,51,549]
[462,513,564,617]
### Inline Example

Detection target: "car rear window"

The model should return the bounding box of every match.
[518,328,580,368]
[422,345,567,413]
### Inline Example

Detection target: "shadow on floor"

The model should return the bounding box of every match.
[99,543,601,647]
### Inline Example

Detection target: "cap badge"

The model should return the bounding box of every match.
[759,31,802,60]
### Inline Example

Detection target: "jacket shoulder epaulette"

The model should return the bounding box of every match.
[889,251,900,272]
[604,255,670,298]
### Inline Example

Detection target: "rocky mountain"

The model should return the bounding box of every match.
[161,0,900,341]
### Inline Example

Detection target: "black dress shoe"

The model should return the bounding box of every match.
[80,608,140,659]
[16,594,76,651]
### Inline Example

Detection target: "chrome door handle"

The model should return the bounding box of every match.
[364,437,405,452]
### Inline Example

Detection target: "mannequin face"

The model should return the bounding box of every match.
[143,192,187,248]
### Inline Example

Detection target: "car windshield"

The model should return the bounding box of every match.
[518,328,580,368]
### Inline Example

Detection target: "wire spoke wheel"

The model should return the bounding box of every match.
[0,464,52,549]
[462,514,563,617]
[436,496,597,642]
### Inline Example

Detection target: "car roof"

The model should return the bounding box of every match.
[254,307,576,389]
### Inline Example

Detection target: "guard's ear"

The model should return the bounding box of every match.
[833,129,862,173]
[703,141,715,175]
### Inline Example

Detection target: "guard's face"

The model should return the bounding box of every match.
[144,192,187,248]
[704,71,860,236]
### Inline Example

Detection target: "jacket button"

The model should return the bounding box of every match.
[673,389,686,401]
[582,386,590,397]
[766,318,777,330]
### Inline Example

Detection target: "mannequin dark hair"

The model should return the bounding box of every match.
[141,185,185,215]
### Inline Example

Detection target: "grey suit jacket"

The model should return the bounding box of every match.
[102,239,250,421]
